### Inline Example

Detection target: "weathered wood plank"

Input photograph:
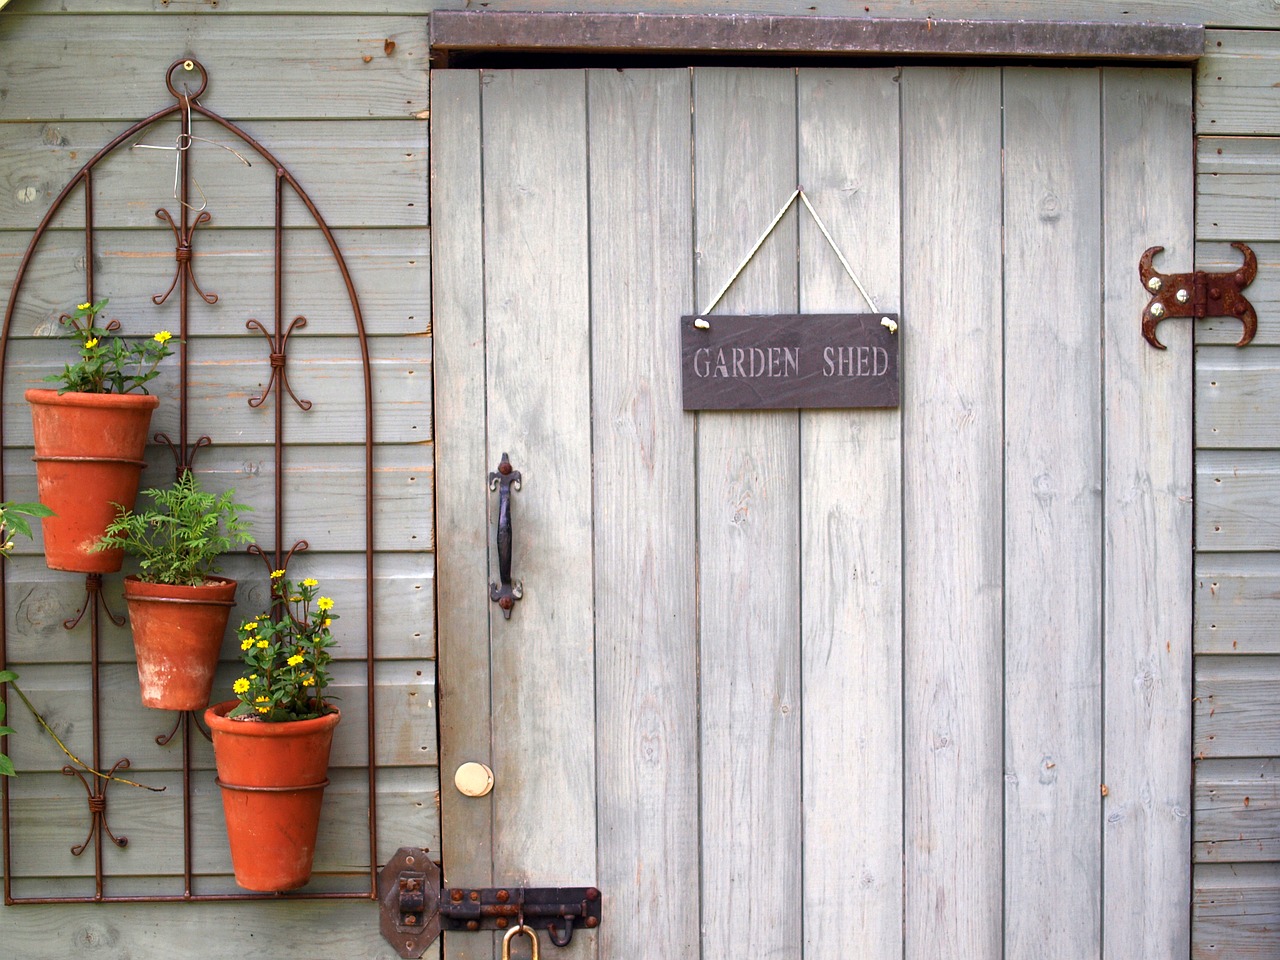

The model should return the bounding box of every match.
[6,766,439,884]
[1003,67,1103,960]
[694,66,802,960]
[1196,242,1280,346]
[1197,137,1280,242]
[0,898,439,960]
[1195,656,1280,758]
[0,228,431,339]
[587,68,700,960]
[0,120,426,231]
[1197,346,1280,448]
[0,15,428,121]
[1197,30,1280,136]
[3,338,430,447]
[1101,66,1194,960]
[901,66,1004,960]
[0,444,432,555]
[428,73,494,959]
[1196,554,1280,654]
[2,551,432,664]
[1197,451,1280,552]
[480,70,598,960]
[1193,863,1280,960]
[796,66,902,960]
[1194,758,1280,862]
[2,660,435,773]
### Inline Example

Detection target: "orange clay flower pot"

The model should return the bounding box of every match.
[25,389,159,573]
[206,700,340,892]
[124,576,237,711]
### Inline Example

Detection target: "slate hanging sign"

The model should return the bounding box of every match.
[681,313,900,411]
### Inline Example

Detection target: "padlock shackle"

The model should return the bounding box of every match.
[501,923,540,960]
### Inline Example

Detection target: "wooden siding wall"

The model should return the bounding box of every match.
[0,4,435,958]
[0,2,1278,959]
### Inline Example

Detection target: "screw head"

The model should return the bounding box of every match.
[1147,276,1163,291]
[1176,289,1190,303]
[1149,303,1166,318]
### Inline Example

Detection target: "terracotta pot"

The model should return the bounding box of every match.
[25,389,159,573]
[206,700,340,892]
[124,576,236,711]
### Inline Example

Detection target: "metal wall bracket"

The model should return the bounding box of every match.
[378,848,603,958]
[1139,242,1258,349]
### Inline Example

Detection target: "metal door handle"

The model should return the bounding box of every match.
[488,453,522,619]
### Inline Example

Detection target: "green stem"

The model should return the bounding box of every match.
[7,681,165,792]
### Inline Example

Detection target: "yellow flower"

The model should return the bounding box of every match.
[83,337,99,349]
[322,618,331,628]
[301,578,318,588]
[303,675,316,687]
[243,621,259,631]
[77,302,92,311]
[256,705,270,714]
[240,637,254,651]
[249,674,258,681]
[316,597,334,612]
[271,569,285,579]
[154,330,173,344]
[256,639,269,649]
[232,677,250,694]
[290,595,302,603]
[287,654,304,667]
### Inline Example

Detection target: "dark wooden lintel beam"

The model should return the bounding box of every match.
[430,12,1204,63]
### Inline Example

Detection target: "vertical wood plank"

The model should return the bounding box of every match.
[692,67,802,959]
[481,69,598,959]
[796,67,903,960]
[587,67,701,960]
[1101,66,1194,960]
[901,66,1005,960]
[1002,67,1104,960]
[430,69,494,960]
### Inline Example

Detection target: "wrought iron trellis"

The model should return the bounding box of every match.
[0,58,378,903]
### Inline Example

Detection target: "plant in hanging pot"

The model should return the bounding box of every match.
[96,472,252,711]
[206,571,339,892]
[26,299,175,573]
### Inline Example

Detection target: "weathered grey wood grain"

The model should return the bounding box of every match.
[480,70,598,960]
[901,66,1004,960]
[0,898,437,960]
[1195,656,1280,758]
[1193,863,1280,960]
[1197,451,1280,551]
[1194,758,1280,862]
[3,661,434,772]
[0,227,430,339]
[1003,67,1103,960]
[693,67,801,960]
[1197,30,1280,136]
[587,68,700,960]
[6,766,439,882]
[0,15,428,121]
[1195,242,1280,346]
[795,67,902,960]
[1196,347,1280,448]
[3,338,430,447]
[1197,137,1280,242]
[0,120,426,230]
[1195,555,1280,654]
[429,74,494,954]
[1102,66,1194,960]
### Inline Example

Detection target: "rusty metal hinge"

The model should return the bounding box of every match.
[379,847,603,958]
[1139,242,1258,349]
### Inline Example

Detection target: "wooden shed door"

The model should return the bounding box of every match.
[431,66,1193,960]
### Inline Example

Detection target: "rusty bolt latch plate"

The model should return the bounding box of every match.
[378,848,441,959]
[1139,242,1258,349]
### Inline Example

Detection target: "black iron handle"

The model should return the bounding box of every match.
[488,453,522,619]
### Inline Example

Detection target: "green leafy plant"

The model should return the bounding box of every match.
[0,501,53,561]
[44,299,175,394]
[230,571,336,722]
[96,472,253,586]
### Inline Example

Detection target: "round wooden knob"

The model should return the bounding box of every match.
[454,762,495,798]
